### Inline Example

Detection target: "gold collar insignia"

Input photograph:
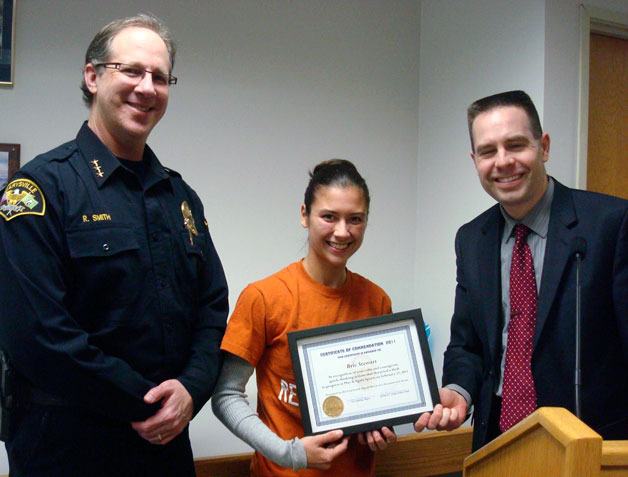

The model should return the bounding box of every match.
[91,159,104,178]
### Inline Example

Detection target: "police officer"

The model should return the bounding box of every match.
[0,14,228,476]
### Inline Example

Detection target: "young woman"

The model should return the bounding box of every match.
[212,160,395,476]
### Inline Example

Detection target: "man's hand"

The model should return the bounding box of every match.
[414,388,467,432]
[301,429,349,470]
[131,379,194,445]
[357,427,397,451]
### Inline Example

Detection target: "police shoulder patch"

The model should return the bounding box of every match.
[0,178,47,221]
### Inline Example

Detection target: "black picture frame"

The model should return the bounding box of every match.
[0,0,16,85]
[0,143,20,189]
[288,309,439,436]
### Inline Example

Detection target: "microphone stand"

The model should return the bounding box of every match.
[574,250,583,419]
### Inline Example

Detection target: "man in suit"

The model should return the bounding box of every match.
[414,90,628,450]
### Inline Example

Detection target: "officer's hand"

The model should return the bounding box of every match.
[131,379,194,445]
[357,426,396,451]
[414,387,467,432]
[301,430,349,470]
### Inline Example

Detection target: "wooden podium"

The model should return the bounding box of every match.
[194,408,626,476]
[463,408,628,477]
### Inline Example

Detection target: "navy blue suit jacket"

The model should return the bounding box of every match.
[443,179,628,450]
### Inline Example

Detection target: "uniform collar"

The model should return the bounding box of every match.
[76,122,170,189]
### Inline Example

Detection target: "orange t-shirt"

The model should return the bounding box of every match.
[221,261,392,477]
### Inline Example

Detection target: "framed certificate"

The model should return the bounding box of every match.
[288,309,439,435]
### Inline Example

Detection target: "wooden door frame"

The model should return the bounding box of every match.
[576,5,628,189]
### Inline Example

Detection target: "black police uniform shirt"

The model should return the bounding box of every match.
[0,122,229,422]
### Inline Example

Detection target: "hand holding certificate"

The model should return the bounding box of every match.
[289,309,439,435]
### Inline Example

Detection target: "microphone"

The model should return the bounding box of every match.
[572,237,587,419]
[571,237,587,260]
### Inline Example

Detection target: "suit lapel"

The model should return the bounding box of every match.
[535,181,578,347]
[479,206,504,363]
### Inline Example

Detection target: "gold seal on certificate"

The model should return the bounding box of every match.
[322,396,344,417]
[288,309,439,436]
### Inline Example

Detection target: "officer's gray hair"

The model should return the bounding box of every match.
[80,13,176,107]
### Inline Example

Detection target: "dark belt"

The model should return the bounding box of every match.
[19,384,71,407]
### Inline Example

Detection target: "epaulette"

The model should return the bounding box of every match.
[17,140,78,176]
[163,167,182,178]
[42,140,78,162]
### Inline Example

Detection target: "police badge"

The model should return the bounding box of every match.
[181,201,198,245]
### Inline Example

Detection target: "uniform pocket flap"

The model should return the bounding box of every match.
[67,226,139,258]
[181,230,206,259]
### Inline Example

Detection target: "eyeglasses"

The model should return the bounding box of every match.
[94,63,177,87]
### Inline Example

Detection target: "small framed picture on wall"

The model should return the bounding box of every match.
[0,0,17,85]
[0,143,20,188]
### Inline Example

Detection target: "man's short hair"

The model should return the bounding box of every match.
[467,90,542,150]
[80,13,176,107]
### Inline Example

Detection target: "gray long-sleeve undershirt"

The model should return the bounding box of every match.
[211,354,308,470]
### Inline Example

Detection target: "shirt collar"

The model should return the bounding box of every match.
[76,122,169,189]
[501,177,554,242]
[135,146,170,190]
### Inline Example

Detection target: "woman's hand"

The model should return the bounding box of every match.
[357,427,397,451]
[301,429,349,470]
